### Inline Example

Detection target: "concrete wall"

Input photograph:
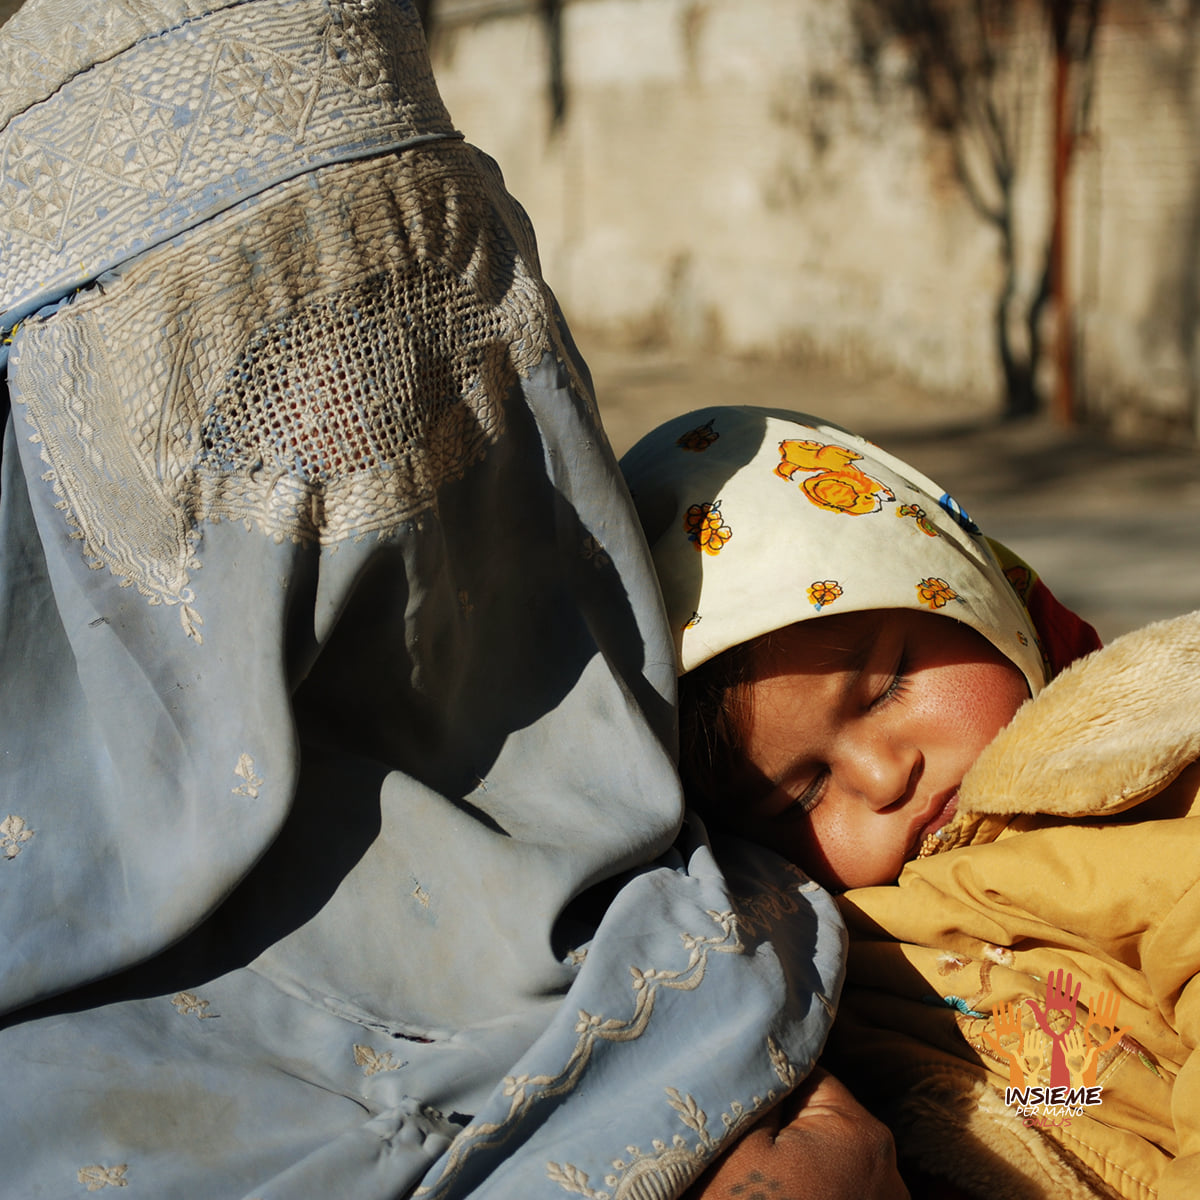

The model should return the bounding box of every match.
[432,0,1006,398]
[1079,9,1200,438]
[431,0,1200,437]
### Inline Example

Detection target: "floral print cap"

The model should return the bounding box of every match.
[620,405,1047,693]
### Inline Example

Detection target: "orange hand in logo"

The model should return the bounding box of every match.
[981,1001,1027,1087]
[1018,1028,1050,1086]
[1063,1028,1096,1088]
[1081,991,1131,1086]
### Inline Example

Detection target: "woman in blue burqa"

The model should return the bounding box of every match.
[0,2,854,1196]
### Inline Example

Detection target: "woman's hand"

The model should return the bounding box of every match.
[685,1068,910,1199]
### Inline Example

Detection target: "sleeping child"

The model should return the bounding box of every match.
[620,405,1200,1200]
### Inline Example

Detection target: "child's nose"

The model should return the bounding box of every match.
[841,732,921,811]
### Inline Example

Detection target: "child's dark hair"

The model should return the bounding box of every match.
[677,636,765,823]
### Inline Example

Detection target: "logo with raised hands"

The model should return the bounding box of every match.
[985,970,1133,1128]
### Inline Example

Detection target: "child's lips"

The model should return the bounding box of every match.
[911,790,960,857]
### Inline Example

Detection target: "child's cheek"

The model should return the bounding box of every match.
[806,803,904,891]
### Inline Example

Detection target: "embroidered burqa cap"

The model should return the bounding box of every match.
[621,406,1048,694]
[0,4,842,1197]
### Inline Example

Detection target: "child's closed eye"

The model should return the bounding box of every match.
[783,768,829,818]
[873,653,910,708]
[750,771,830,826]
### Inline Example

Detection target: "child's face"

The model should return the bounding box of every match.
[728,609,1029,890]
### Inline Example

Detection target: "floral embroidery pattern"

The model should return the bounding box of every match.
[545,1031,802,1200]
[807,580,843,611]
[982,944,1015,967]
[729,871,831,961]
[354,1044,406,1076]
[0,814,34,859]
[766,1034,804,1090]
[938,952,972,975]
[424,909,754,1196]
[684,502,732,556]
[2,0,453,303]
[917,577,958,609]
[232,753,263,799]
[171,992,216,1019]
[897,503,939,537]
[775,439,894,515]
[682,611,702,631]
[676,420,719,452]
[77,1164,128,1190]
[553,1091,714,1199]
[581,534,611,568]
[3,42,544,643]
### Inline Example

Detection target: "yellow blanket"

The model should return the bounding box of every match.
[829,610,1200,1200]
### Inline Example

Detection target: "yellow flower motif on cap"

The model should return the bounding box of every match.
[807,580,843,610]
[898,503,939,537]
[676,419,719,452]
[684,501,732,556]
[1003,563,1033,600]
[917,577,958,609]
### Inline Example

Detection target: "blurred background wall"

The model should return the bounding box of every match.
[426,0,1200,442]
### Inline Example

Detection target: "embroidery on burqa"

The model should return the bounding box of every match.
[13,143,558,642]
[354,1044,406,1076]
[0,0,455,314]
[732,870,837,1020]
[547,884,827,1200]
[77,1163,128,1191]
[171,991,217,1019]
[546,1063,790,1200]
[0,814,34,859]
[0,0,220,120]
[232,754,263,798]
[417,877,819,1200]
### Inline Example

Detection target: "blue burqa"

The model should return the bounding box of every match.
[0,2,844,1196]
